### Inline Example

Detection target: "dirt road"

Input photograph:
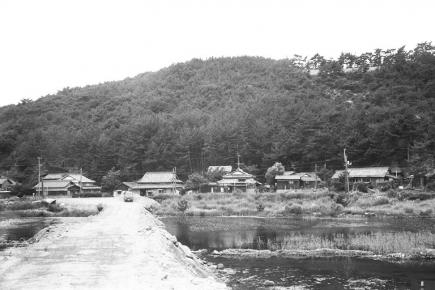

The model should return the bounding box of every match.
[0,197,227,290]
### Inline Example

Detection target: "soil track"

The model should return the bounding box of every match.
[0,197,227,290]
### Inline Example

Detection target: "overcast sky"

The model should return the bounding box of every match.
[0,0,434,106]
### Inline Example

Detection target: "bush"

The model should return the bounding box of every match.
[257,203,265,212]
[381,183,392,192]
[419,209,433,217]
[285,204,302,215]
[47,203,63,213]
[333,192,352,206]
[386,189,397,198]
[330,203,344,216]
[426,181,435,191]
[177,199,189,212]
[404,207,414,214]
[97,204,104,212]
[354,182,368,193]
[372,197,389,206]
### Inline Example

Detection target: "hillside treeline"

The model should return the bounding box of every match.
[0,42,434,187]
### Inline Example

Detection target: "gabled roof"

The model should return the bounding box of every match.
[0,177,15,184]
[217,178,259,185]
[43,173,67,180]
[222,168,254,179]
[43,173,95,183]
[276,172,321,182]
[137,171,182,184]
[332,167,390,179]
[34,180,78,190]
[62,174,95,183]
[207,166,233,174]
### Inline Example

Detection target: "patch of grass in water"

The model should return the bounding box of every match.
[270,231,435,255]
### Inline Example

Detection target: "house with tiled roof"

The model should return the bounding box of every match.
[209,167,260,193]
[275,172,321,191]
[124,171,183,196]
[0,176,17,192]
[36,172,101,196]
[331,167,391,185]
[34,180,80,196]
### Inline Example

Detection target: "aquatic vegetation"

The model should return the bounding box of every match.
[272,231,435,255]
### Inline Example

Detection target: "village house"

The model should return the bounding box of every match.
[209,167,260,193]
[124,171,183,197]
[34,180,80,196]
[0,176,17,192]
[275,172,322,191]
[331,167,393,185]
[34,173,101,196]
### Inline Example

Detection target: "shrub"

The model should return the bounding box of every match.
[47,203,63,213]
[177,199,189,212]
[330,203,344,216]
[404,207,414,214]
[419,209,433,217]
[426,181,435,191]
[354,182,368,193]
[257,203,265,212]
[199,211,205,217]
[386,189,397,198]
[333,192,352,206]
[381,183,392,192]
[372,197,389,206]
[285,204,302,215]
[97,204,104,212]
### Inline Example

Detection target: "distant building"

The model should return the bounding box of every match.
[275,172,321,191]
[209,167,260,193]
[0,176,17,192]
[331,167,392,185]
[35,173,101,196]
[125,171,183,197]
[34,180,80,196]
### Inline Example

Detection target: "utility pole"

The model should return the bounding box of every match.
[188,149,193,174]
[344,148,350,193]
[236,145,240,169]
[37,157,41,197]
[79,168,83,197]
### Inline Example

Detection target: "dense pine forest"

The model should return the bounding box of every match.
[0,43,434,188]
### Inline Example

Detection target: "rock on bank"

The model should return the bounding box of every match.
[0,197,227,290]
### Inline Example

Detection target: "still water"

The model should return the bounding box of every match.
[162,216,435,289]
[0,214,58,250]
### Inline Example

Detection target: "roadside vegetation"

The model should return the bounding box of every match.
[154,189,435,218]
[0,198,101,217]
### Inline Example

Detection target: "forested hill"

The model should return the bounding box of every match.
[1,43,435,186]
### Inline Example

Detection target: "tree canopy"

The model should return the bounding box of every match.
[0,43,434,187]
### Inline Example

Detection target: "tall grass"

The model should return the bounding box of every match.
[272,231,435,255]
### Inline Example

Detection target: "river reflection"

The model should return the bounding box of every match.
[162,216,435,251]
[0,216,58,249]
[162,216,435,289]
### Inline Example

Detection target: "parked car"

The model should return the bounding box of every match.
[124,191,134,202]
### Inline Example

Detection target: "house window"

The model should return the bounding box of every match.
[158,189,164,194]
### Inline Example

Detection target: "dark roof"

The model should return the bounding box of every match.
[34,180,78,190]
[137,171,182,183]
[332,167,390,179]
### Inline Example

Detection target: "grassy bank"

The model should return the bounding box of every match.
[154,189,435,218]
[0,199,102,217]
